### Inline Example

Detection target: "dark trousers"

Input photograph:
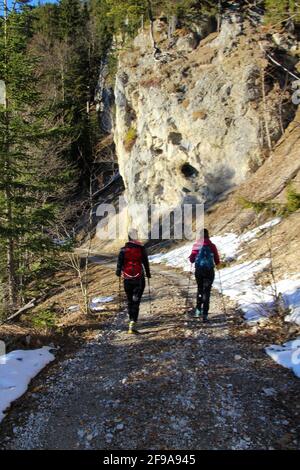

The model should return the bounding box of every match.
[195,268,215,318]
[124,276,145,322]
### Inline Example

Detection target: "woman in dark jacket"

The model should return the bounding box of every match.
[116,230,151,334]
[189,228,220,322]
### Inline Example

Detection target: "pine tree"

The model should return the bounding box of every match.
[0,1,69,310]
[58,0,83,41]
[30,1,112,191]
[264,0,300,26]
[0,0,35,306]
[32,1,60,40]
[106,0,221,40]
[89,0,113,56]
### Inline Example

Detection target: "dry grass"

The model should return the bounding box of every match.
[124,127,137,152]
[199,32,219,47]
[191,45,217,65]
[192,110,207,120]
[182,98,190,109]
[174,27,190,38]
[118,50,140,68]
[0,263,120,353]
[140,77,162,89]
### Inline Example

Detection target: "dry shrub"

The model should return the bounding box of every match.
[175,28,190,37]
[124,127,137,152]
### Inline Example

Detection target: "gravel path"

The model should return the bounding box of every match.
[1,264,300,450]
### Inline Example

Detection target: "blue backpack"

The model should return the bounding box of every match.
[195,245,214,270]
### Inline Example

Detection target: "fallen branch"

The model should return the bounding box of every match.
[258,41,300,81]
[0,298,36,326]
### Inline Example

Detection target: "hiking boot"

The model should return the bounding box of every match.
[194,308,202,318]
[128,321,139,334]
[203,316,209,323]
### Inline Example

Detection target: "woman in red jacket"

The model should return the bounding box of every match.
[188,228,220,322]
[116,230,151,334]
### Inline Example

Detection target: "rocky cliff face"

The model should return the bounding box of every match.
[113,13,295,231]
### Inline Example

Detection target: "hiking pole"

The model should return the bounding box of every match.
[185,263,193,313]
[148,278,152,316]
[218,269,227,318]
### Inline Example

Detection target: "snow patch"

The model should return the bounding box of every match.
[89,296,114,312]
[150,244,193,272]
[214,267,300,324]
[67,305,80,312]
[239,218,281,243]
[214,258,272,322]
[266,337,300,378]
[279,278,300,326]
[0,347,55,422]
[219,273,300,324]
[149,218,281,267]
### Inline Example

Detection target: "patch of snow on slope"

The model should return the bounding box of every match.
[266,337,300,378]
[150,244,193,272]
[89,296,114,312]
[210,233,241,261]
[278,278,300,326]
[149,218,281,267]
[214,259,271,322]
[239,217,282,243]
[0,347,55,422]
[220,274,300,324]
[149,233,240,269]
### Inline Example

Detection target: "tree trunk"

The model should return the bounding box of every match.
[168,15,177,39]
[261,67,272,153]
[6,236,16,307]
[217,0,222,32]
[3,0,17,308]
[146,0,157,52]
[61,66,65,103]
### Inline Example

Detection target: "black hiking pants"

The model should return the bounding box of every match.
[124,276,145,322]
[195,267,215,318]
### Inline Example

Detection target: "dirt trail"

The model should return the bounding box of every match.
[1,261,300,450]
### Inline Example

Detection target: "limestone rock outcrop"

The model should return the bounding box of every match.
[113,15,294,230]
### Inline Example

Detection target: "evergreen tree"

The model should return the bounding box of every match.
[106,0,221,40]
[59,0,83,41]
[106,0,147,39]
[265,0,300,26]
[0,1,69,310]
[32,2,60,40]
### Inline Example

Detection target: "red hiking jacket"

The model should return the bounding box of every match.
[189,238,220,266]
[116,240,151,279]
